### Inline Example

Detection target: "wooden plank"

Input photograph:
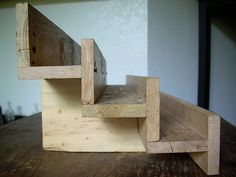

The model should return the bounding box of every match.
[160,92,220,175]
[16,3,30,67]
[146,111,208,153]
[82,85,146,118]
[83,104,146,118]
[81,39,106,104]
[146,78,160,141]
[16,3,81,67]
[189,115,220,175]
[18,65,82,79]
[126,75,160,142]
[42,79,145,152]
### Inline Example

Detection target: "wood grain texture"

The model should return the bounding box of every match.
[42,79,145,152]
[0,114,235,177]
[82,85,146,118]
[146,111,208,153]
[146,78,160,141]
[16,3,81,68]
[81,39,106,104]
[126,75,160,142]
[18,65,82,79]
[160,92,221,175]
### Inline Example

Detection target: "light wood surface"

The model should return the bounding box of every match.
[42,79,145,152]
[16,3,81,78]
[82,85,146,118]
[126,76,160,142]
[81,39,106,104]
[18,65,82,79]
[147,111,208,153]
[159,92,220,175]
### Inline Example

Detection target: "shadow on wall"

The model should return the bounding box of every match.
[2,102,40,124]
[0,0,108,9]
[212,7,236,45]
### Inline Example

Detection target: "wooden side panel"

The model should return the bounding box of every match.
[16,3,81,68]
[42,79,145,152]
[16,3,30,67]
[82,85,146,118]
[81,39,106,104]
[126,75,160,142]
[18,65,82,79]
[146,78,160,141]
[160,92,220,175]
[189,116,220,175]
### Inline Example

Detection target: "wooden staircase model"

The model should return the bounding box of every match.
[16,3,220,175]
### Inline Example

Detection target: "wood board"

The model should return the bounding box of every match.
[16,3,81,79]
[158,92,220,175]
[126,76,160,142]
[81,39,106,104]
[42,79,145,152]
[18,65,82,79]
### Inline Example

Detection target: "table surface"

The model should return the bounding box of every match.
[0,113,235,177]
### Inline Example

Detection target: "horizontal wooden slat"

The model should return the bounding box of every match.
[83,104,146,118]
[18,65,82,79]
[82,85,146,118]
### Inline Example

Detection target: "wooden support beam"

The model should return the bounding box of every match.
[16,3,81,78]
[81,39,107,104]
[157,92,220,175]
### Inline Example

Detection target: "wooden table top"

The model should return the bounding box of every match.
[0,113,235,177]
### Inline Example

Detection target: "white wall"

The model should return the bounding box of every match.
[210,22,236,125]
[0,0,147,116]
[148,0,199,104]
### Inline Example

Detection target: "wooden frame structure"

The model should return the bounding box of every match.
[16,3,220,175]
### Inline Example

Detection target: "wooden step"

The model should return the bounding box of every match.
[82,85,146,118]
[82,75,160,142]
[143,92,220,175]
[16,3,81,79]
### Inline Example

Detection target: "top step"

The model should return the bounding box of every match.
[16,3,81,79]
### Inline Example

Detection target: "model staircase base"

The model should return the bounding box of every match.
[16,3,220,175]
